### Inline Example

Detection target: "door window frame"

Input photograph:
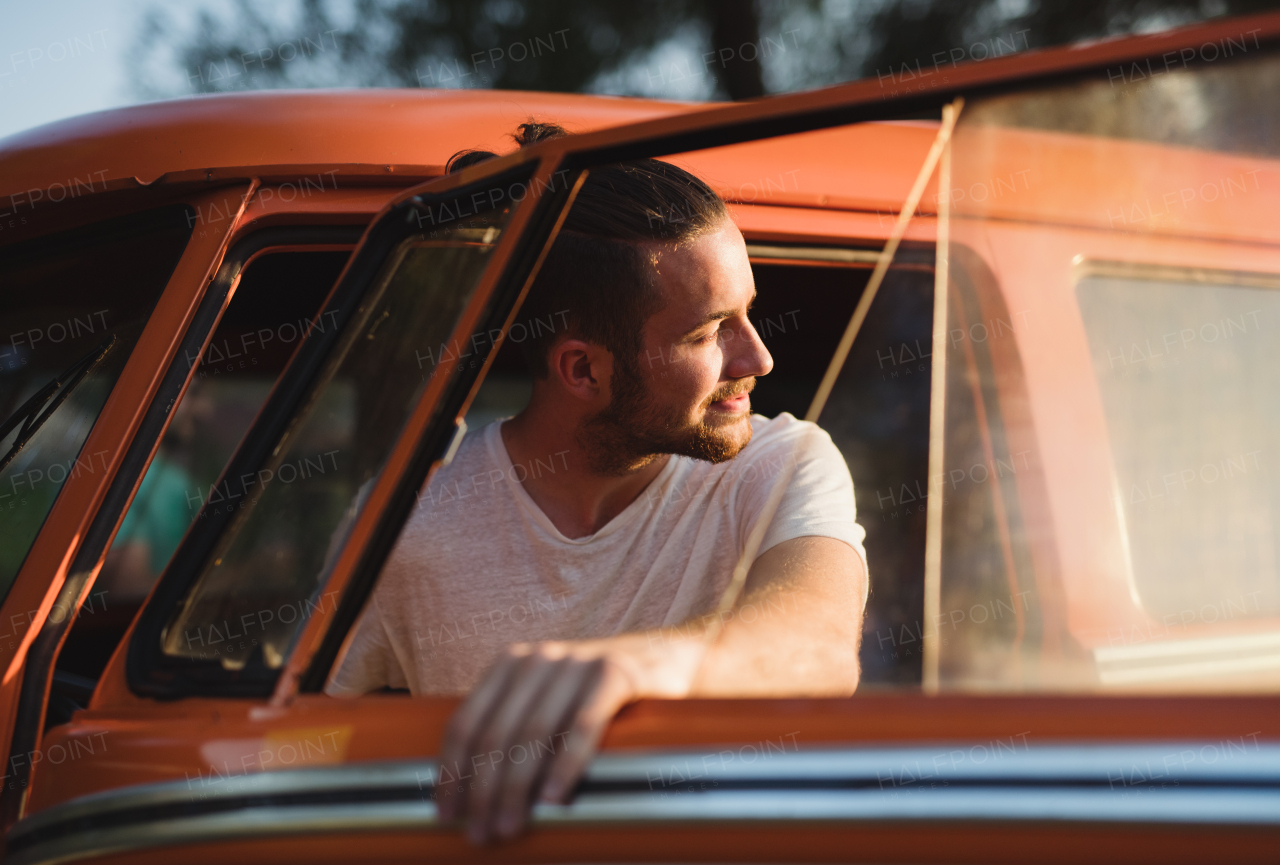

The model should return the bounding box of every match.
[125,161,584,698]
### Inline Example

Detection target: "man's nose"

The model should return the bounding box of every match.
[724,319,773,379]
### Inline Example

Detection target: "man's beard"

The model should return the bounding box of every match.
[578,359,755,477]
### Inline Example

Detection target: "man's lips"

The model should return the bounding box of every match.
[710,392,750,412]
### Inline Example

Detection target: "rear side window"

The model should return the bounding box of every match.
[0,206,192,601]
[1077,267,1280,621]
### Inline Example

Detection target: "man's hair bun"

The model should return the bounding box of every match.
[444,121,566,173]
[512,122,566,147]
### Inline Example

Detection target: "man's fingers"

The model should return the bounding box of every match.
[464,652,565,844]
[491,657,602,839]
[438,645,641,844]
[435,647,528,821]
[539,659,635,805]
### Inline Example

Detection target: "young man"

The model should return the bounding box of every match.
[327,124,868,843]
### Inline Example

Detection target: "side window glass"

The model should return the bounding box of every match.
[938,49,1280,691]
[0,206,192,603]
[796,254,935,687]
[60,248,350,681]
[156,215,510,675]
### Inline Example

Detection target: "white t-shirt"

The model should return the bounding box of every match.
[326,412,867,696]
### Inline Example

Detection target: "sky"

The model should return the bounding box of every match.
[1,0,141,138]
[0,0,241,139]
[0,0,742,139]
[0,0,1234,141]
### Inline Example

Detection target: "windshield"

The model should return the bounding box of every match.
[0,206,192,601]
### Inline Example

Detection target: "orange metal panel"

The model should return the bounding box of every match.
[953,125,1280,243]
[974,221,1280,649]
[27,692,1280,814]
[0,90,695,196]
[53,823,1280,865]
[233,184,397,232]
[0,86,946,227]
[730,203,936,245]
[675,121,940,213]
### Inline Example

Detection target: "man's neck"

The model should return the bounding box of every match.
[500,403,669,540]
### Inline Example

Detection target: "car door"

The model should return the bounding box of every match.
[0,180,257,812]
[12,11,1280,865]
[0,175,383,821]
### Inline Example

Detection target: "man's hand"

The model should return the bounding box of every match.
[433,638,698,844]
[434,536,864,844]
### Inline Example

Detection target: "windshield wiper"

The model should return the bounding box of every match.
[0,335,117,476]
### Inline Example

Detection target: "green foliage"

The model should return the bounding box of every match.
[128,0,1280,102]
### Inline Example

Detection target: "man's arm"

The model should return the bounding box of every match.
[434,535,865,844]
[690,535,863,696]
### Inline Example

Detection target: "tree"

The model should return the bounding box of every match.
[131,0,770,101]
[129,0,1280,102]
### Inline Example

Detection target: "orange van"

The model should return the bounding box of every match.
[1,12,1279,863]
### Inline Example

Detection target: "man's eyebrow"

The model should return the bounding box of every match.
[680,292,757,337]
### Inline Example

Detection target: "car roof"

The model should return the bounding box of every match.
[0,88,941,216]
[0,88,701,184]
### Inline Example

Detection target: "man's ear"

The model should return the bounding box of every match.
[550,338,612,403]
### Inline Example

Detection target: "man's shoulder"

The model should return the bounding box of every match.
[742,412,837,459]
[431,419,503,478]
[410,419,509,515]
[721,413,849,499]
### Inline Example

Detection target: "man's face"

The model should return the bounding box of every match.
[582,219,773,473]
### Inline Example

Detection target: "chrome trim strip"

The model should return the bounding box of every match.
[1098,652,1280,685]
[10,789,1280,865]
[9,801,436,865]
[12,760,432,838]
[549,788,1280,823]
[1095,631,1280,664]
[586,742,1280,784]
[745,244,882,264]
[11,743,1280,864]
[1072,258,1280,291]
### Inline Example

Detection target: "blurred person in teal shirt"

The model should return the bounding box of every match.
[98,395,204,602]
